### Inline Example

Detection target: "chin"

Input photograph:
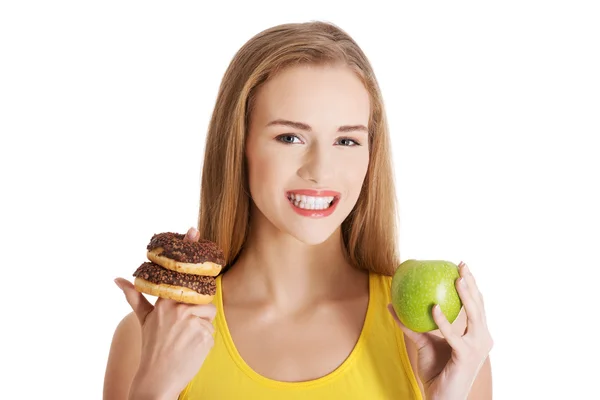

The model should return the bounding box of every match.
[252,200,349,246]
[282,222,342,246]
[290,233,332,246]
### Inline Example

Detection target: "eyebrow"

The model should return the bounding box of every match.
[266,119,368,133]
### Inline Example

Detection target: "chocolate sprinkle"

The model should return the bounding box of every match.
[133,262,216,295]
[147,232,225,265]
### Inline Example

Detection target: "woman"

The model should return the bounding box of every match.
[105,21,493,399]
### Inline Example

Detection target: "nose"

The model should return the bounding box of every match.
[297,143,333,184]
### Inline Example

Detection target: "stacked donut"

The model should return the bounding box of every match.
[132,232,225,304]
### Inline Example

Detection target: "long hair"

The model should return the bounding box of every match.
[198,21,399,276]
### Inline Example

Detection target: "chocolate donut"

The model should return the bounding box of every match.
[133,262,216,296]
[146,232,224,277]
[133,231,224,305]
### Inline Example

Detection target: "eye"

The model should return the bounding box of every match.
[276,134,303,144]
[336,138,361,146]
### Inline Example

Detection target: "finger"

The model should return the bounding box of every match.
[195,316,216,336]
[460,263,485,315]
[455,274,481,330]
[187,303,217,322]
[115,278,154,325]
[432,304,463,349]
[184,227,200,242]
[387,304,428,348]
[154,296,179,311]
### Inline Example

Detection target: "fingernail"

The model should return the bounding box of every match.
[114,278,124,290]
[459,277,467,286]
[186,227,198,240]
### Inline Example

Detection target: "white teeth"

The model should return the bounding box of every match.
[287,193,336,210]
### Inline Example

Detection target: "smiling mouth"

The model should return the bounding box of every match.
[286,193,339,210]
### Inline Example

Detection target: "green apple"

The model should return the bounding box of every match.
[391,259,462,333]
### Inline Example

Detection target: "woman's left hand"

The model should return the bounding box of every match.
[388,262,493,400]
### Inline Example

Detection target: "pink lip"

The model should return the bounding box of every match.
[285,189,341,218]
[286,189,341,197]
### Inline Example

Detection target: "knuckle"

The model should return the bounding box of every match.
[208,305,217,317]
[473,337,493,355]
[206,335,215,348]
[202,304,217,319]
[154,298,165,311]
[154,302,168,319]
[208,324,216,336]
[200,330,215,348]
[191,304,216,319]
[177,304,191,317]
[468,311,480,323]
[197,322,214,339]
[156,298,173,313]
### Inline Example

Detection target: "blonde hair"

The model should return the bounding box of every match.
[198,21,399,276]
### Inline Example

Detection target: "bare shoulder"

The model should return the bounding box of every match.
[103,312,142,400]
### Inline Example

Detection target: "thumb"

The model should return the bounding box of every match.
[115,278,154,325]
[184,226,200,242]
[387,303,428,347]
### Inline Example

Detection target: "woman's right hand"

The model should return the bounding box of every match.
[114,228,216,400]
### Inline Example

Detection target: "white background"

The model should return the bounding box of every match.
[1,1,598,398]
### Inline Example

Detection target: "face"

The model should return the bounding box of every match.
[245,64,370,245]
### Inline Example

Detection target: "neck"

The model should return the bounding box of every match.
[224,208,365,311]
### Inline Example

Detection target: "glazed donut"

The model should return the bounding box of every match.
[132,232,225,304]
[146,232,224,277]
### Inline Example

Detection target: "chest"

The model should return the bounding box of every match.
[224,297,368,382]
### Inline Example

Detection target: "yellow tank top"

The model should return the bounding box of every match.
[179,273,422,399]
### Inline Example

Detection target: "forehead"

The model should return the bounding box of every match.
[251,64,370,126]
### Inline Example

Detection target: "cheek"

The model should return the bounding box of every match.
[246,147,288,197]
[343,152,369,195]
[247,153,268,181]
